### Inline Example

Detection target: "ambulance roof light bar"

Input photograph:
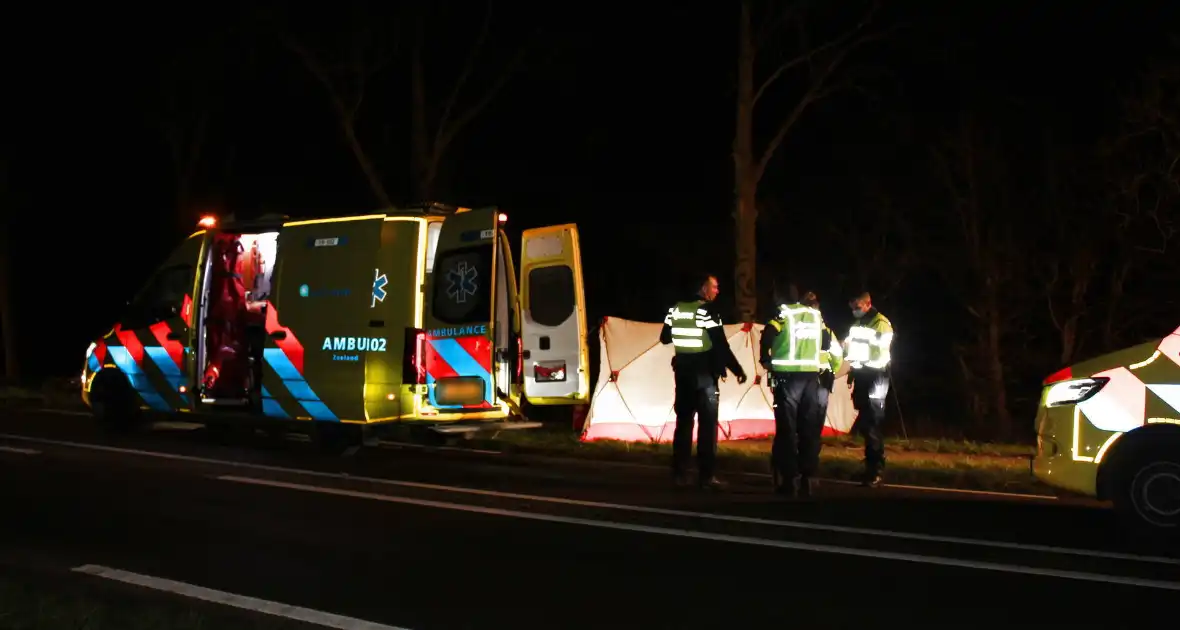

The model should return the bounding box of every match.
[198,215,217,229]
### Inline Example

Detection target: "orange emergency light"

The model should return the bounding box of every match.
[497,212,508,223]
[198,215,217,229]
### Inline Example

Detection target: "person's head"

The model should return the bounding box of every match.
[801,291,819,309]
[696,274,720,301]
[849,291,872,318]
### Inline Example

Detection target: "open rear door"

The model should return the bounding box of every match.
[423,207,501,410]
[519,224,589,404]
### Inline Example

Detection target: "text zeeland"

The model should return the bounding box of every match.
[321,336,388,352]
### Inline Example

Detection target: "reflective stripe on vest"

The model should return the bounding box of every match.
[846,312,892,370]
[769,304,823,372]
[667,300,718,354]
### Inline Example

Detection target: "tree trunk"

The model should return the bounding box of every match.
[733,0,758,322]
[983,284,1010,440]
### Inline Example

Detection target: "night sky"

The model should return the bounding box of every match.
[3,2,1178,436]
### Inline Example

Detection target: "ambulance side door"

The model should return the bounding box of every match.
[519,224,589,404]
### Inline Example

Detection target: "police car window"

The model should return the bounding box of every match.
[432,245,492,324]
[528,266,574,327]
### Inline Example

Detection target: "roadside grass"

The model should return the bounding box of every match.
[467,428,1045,495]
[0,576,308,630]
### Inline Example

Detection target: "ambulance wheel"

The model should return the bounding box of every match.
[313,423,362,456]
[1111,439,1180,542]
[90,374,142,433]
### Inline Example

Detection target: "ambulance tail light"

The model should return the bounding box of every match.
[1044,376,1109,408]
[404,328,427,385]
[497,212,508,223]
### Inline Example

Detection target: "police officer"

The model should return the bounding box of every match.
[760,290,835,497]
[844,291,894,488]
[660,273,747,490]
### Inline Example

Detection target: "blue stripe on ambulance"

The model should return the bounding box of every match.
[87,353,101,373]
[143,346,189,406]
[427,338,495,408]
[259,385,290,419]
[106,346,171,412]
[262,348,338,421]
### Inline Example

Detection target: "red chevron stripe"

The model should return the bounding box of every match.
[265,303,305,375]
[425,343,459,380]
[115,325,145,365]
[454,335,493,372]
[149,321,185,368]
[181,294,194,327]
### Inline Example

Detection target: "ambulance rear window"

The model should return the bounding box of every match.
[432,245,492,324]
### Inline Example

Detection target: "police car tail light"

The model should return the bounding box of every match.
[535,361,566,383]
[1044,377,1109,408]
[403,328,427,385]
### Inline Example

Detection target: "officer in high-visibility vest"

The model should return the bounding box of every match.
[844,291,894,488]
[660,274,747,490]
[759,290,835,497]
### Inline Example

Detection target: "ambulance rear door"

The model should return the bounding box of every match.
[519,224,589,404]
[423,207,502,411]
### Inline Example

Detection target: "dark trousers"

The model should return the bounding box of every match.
[672,376,721,480]
[851,370,889,473]
[770,372,821,485]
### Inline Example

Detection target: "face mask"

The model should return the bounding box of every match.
[852,308,866,318]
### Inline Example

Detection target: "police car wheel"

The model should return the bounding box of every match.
[1113,444,1180,537]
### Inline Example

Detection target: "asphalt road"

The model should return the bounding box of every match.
[1,409,1178,630]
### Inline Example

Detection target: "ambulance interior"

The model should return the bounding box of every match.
[198,231,278,404]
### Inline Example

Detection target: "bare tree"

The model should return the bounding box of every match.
[930,116,1024,439]
[278,1,526,206]
[0,155,15,380]
[278,7,399,210]
[733,0,881,322]
[1099,51,1180,348]
[410,2,526,201]
[1040,136,1098,366]
[154,30,237,233]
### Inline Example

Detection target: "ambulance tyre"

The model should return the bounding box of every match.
[90,372,142,433]
[1111,437,1180,542]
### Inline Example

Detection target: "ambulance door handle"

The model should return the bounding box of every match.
[270,331,287,340]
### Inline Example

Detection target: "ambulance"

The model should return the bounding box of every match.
[80,205,590,451]
[1032,324,1180,538]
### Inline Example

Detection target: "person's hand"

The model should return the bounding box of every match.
[847,374,854,390]
[736,372,748,385]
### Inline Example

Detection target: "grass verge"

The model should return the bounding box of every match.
[0,574,309,630]
[467,429,1046,495]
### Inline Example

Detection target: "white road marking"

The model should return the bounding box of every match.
[73,564,411,630]
[218,475,1180,591]
[380,440,501,455]
[0,445,40,455]
[30,409,1053,500]
[2,432,1170,566]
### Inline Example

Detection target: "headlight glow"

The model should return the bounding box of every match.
[1044,377,1109,408]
